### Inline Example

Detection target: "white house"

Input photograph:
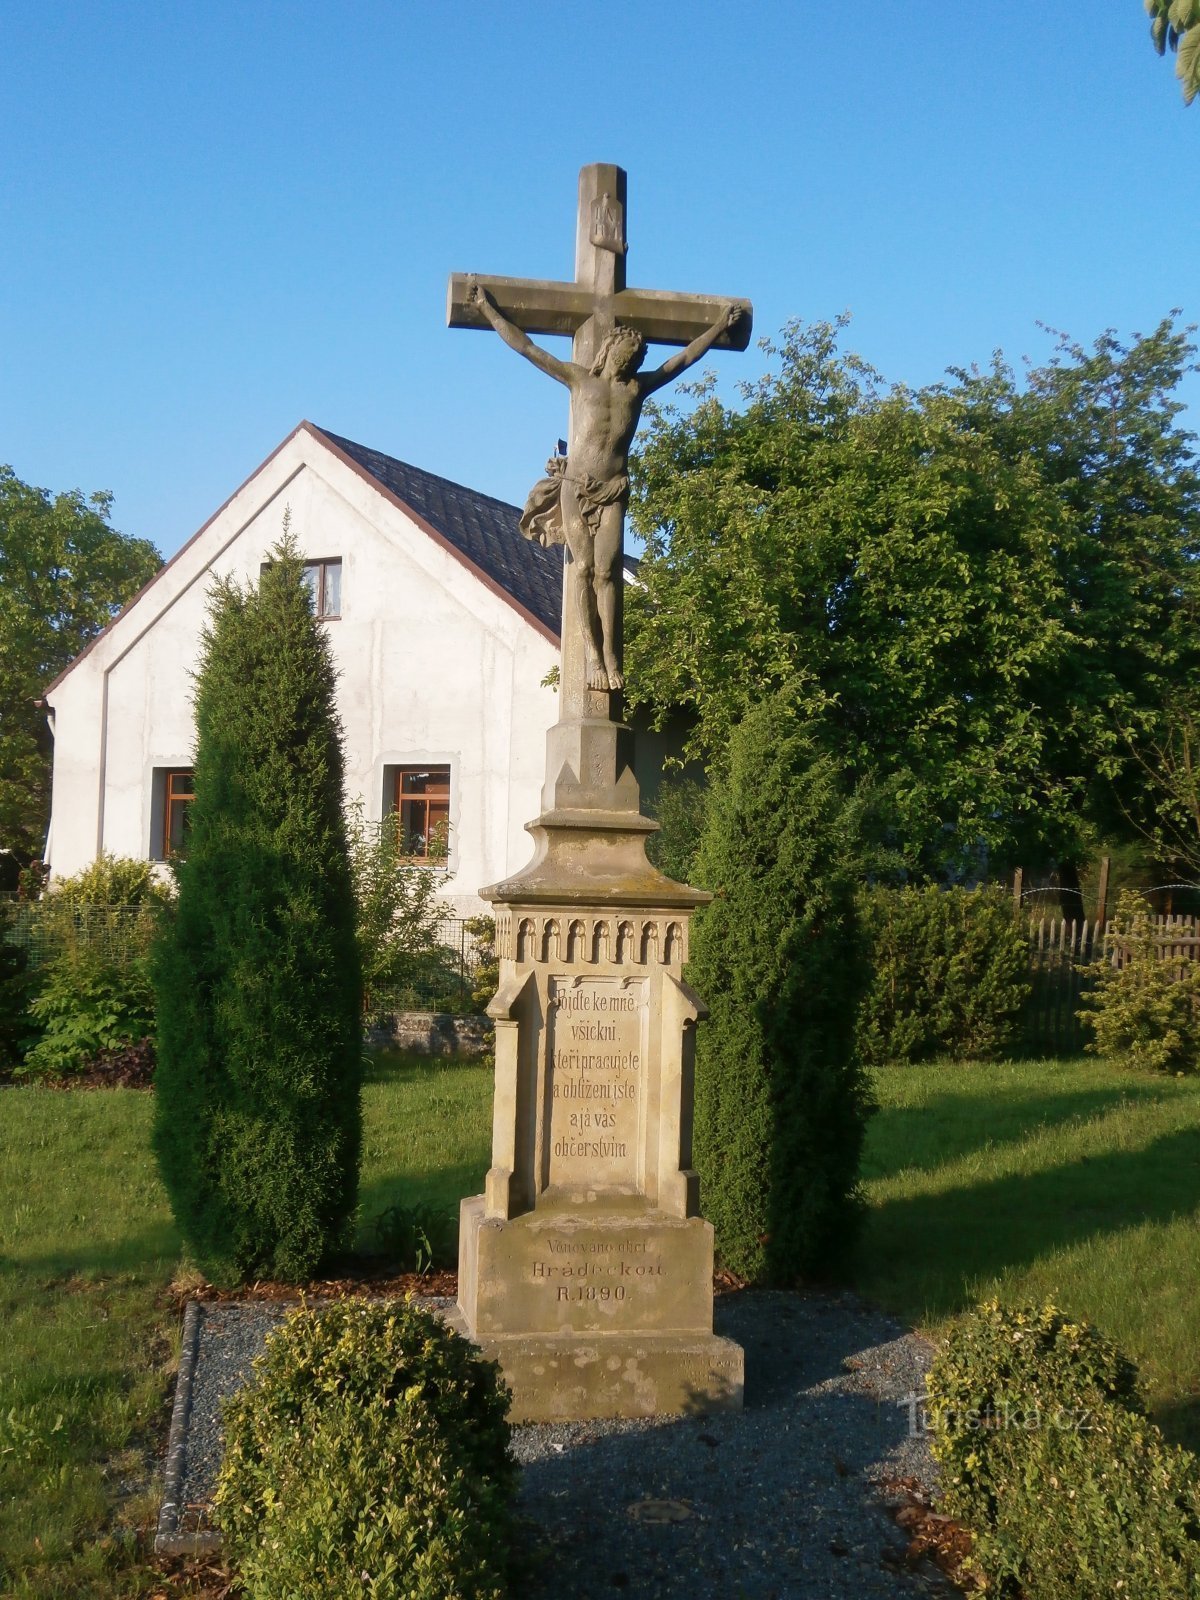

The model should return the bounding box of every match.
[42,420,655,917]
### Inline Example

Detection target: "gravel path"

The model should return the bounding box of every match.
[173,1290,948,1598]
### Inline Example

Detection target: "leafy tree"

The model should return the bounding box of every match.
[688,690,871,1282]
[626,316,1200,877]
[0,468,159,869]
[153,540,362,1283]
[1147,0,1200,104]
[948,319,1200,873]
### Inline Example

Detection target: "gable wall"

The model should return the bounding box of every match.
[45,432,560,913]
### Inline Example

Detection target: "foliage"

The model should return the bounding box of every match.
[215,1298,515,1600]
[646,773,708,884]
[1147,0,1200,104]
[857,885,1030,1064]
[928,1299,1143,1506]
[370,1199,458,1272]
[1079,889,1200,1072]
[928,1299,1200,1598]
[626,316,1200,877]
[462,914,498,1011]
[1117,686,1200,878]
[71,1036,156,1088]
[48,852,169,908]
[15,854,173,995]
[152,538,362,1283]
[20,950,155,1078]
[348,803,452,1024]
[0,899,32,1067]
[0,467,159,866]
[688,690,872,1282]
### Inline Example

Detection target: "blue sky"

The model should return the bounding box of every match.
[2,2,1196,559]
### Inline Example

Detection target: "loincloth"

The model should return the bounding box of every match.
[519,456,629,548]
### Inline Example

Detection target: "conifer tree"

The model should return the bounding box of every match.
[153,539,362,1282]
[689,692,871,1282]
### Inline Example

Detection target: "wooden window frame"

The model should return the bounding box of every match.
[258,557,342,619]
[303,558,342,620]
[393,766,451,862]
[163,769,195,858]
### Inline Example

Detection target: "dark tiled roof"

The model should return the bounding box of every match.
[316,427,563,638]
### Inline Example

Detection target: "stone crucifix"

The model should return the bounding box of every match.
[448,164,752,718]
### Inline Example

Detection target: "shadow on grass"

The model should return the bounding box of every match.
[863,1080,1177,1181]
[363,1049,490,1087]
[5,1219,182,1285]
[1153,1394,1200,1456]
[860,1124,1200,1321]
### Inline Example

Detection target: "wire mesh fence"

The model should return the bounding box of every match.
[0,896,160,970]
[365,915,491,1016]
[0,896,492,1016]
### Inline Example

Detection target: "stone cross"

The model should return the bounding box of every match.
[448,164,752,723]
[448,166,751,1423]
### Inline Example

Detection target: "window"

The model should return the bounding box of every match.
[394,766,450,860]
[259,557,342,618]
[302,558,341,619]
[162,769,195,857]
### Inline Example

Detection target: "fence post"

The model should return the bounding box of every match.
[1094,855,1110,931]
[1012,867,1024,913]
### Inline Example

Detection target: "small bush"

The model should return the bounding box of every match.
[462,915,498,1012]
[349,804,452,1024]
[50,852,170,907]
[19,950,155,1078]
[968,1404,1200,1599]
[1079,890,1200,1073]
[927,1300,1200,1600]
[928,1299,1143,1514]
[857,885,1030,1065]
[215,1298,515,1600]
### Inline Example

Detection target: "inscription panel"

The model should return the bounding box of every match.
[547,975,647,1189]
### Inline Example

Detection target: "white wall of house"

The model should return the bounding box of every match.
[44,427,561,916]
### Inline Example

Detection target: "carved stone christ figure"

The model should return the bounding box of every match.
[468,277,742,692]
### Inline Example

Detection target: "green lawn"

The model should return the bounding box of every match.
[857,1057,1200,1451]
[1,1051,1197,1593]
[0,1055,492,1598]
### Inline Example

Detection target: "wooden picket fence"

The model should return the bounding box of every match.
[1022,912,1200,1055]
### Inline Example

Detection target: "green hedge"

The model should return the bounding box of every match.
[857,884,1029,1064]
[216,1299,515,1600]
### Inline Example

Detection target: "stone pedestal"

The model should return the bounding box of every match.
[454,710,743,1422]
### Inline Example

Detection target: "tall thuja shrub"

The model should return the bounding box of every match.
[153,540,362,1282]
[689,692,872,1282]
